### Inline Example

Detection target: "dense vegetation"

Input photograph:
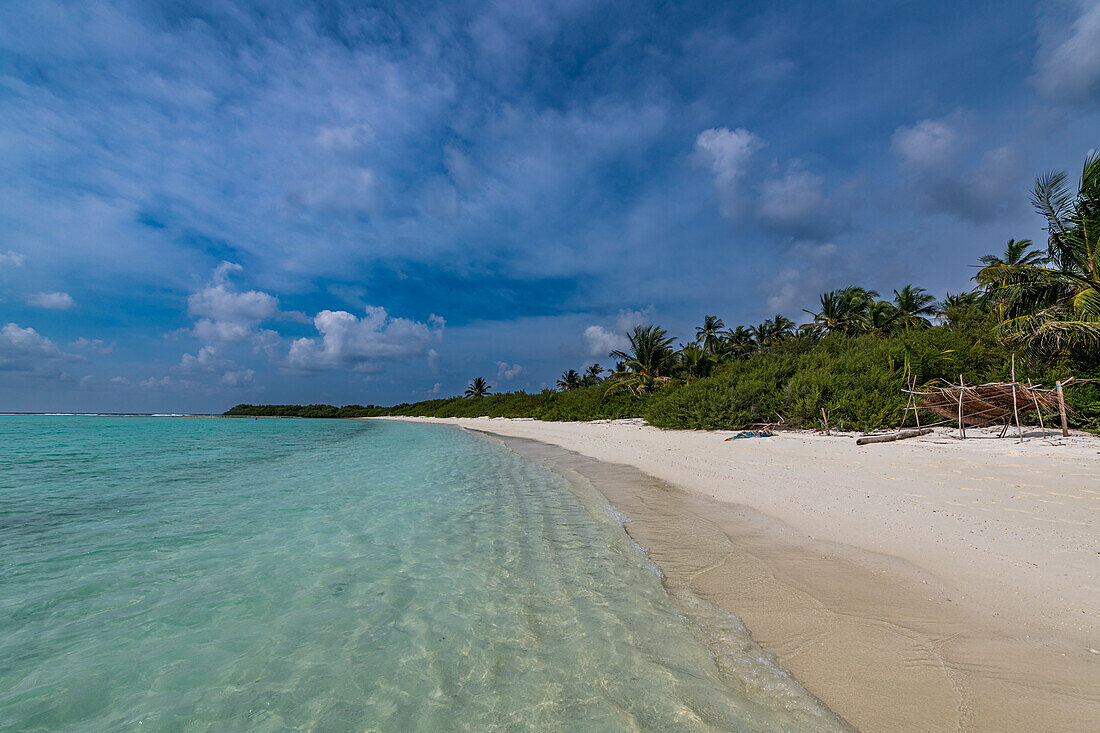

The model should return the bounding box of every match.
[224,403,384,418]
[227,152,1100,432]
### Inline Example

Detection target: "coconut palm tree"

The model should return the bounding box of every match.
[976,238,1046,286]
[721,325,755,359]
[892,285,937,329]
[750,314,796,350]
[864,300,900,334]
[977,151,1100,356]
[557,369,583,391]
[695,315,726,354]
[974,238,1047,320]
[582,363,604,386]
[802,287,878,335]
[464,377,491,397]
[936,291,985,328]
[607,325,678,395]
[678,344,715,379]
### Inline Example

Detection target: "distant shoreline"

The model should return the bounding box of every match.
[378,416,1100,732]
[0,413,304,418]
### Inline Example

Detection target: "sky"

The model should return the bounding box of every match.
[1,0,1098,412]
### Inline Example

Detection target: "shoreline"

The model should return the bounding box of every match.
[377,417,1100,732]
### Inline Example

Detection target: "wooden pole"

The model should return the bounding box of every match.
[1028,380,1046,438]
[1056,381,1069,437]
[821,407,830,436]
[857,428,934,445]
[957,375,966,439]
[1011,355,1023,442]
[912,374,921,429]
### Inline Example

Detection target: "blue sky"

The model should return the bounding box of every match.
[1,0,1098,412]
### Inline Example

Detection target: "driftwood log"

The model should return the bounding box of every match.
[856,428,934,445]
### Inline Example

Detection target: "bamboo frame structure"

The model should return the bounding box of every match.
[904,379,1066,439]
[898,373,1092,440]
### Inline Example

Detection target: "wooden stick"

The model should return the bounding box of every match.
[957,375,966,439]
[1028,380,1046,438]
[821,407,830,436]
[1056,381,1069,437]
[857,428,934,445]
[912,374,921,429]
[1011,355,1023,442]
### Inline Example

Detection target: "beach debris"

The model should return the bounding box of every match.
[726,429,774,441]
[856,428,934,445]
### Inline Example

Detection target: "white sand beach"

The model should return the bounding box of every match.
[380,417,1100,732]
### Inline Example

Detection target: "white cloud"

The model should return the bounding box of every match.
[0,251,25,267]
[0,322,79,376]
[188,262,280,344]
[583,325,627,357]
[760,168,825,227]
[110,376,130,385]
[288,307,444,371]
[695,127,764,185]
[891,115,1021,222]
[315,123,374,150]
[220,369,254,386]
[891,118,958,169]
[583,307,656,357]
[1034,0,1100,104]
[27,291,76,309]
[71,337,112,354]
[496,361,527,380]
[179,345,227,372]
[695,127,765,217]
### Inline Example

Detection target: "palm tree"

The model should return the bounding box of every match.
[721,325,755,359]
[678,343,715,379]
[974,238,1047,320]
[802,287,878,335]
[465,377,491,397]
[607,325,678,395]
[976,238,1046,285]
[977,151,1100,356]
[750,314,795,350]
[695,315,725,354]
[557,369,583,391]
[865,300,900,334]
[582,363,604,386]
[892,285,937,329]
[936,291,985,328]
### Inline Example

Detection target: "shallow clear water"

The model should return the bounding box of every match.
[0,417,842,731]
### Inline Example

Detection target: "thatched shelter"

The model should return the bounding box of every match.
[915,381,1061,428]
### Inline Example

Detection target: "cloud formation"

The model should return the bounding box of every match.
[188,262,281,344]
[696,128,843,239]
[27,291,76,310]
[583,307,655,357]
[891,114,1021,222]
[289,307,443,371]
[0,322,79,377]
[1034,0,1100,105]
[0,251,25,267]
[496,361,528,381]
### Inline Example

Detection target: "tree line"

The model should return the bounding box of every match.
[229,151,1100,431]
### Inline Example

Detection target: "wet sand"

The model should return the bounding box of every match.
[380,417,1100,732]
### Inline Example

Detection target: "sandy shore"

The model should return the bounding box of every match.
[379,417,1099,732]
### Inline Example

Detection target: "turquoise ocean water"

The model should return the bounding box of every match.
[0,417,843,731]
